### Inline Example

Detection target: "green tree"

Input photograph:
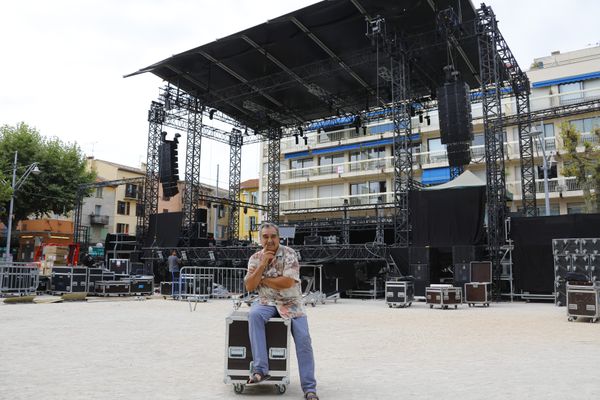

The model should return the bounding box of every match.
[559,121,600,213]
[0,122,95,227]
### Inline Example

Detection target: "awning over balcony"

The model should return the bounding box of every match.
[532,70,600,88]
[284,134,420,160]
[421,167,451,185]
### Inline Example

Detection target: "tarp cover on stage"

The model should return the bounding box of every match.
[410,186,486,247]
[511,213,600,294]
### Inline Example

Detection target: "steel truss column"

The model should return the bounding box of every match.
[266,130,281,224]
[342,202,350,245]
[390,44,413,247]
[181,97,203,247]
[368,18,413,247]
[228,133,243,242]
[477,6,507,290]
[138,101,164,245]
[375,197,385,244]
[515,83,537,216]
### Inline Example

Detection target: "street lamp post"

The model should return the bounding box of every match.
[529,126,551,216]
[3,151,41,262]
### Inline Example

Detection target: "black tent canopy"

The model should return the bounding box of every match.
[126,0,482,131]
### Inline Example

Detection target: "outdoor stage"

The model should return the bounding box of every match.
[1,297,598,399]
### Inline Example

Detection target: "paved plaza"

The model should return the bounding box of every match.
[1,297,599,400]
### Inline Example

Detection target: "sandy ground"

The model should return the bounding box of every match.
[1,296,599,400]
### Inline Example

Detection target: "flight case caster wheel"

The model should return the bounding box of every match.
[275,384,286,394]
[429,304,433,309]
[233,383,244,394]
[454,305,457,309]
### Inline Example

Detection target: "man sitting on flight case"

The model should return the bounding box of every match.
[244,222,319,400]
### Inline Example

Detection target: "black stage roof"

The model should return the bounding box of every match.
[127,0,485,131]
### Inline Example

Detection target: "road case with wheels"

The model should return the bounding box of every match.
[385,280,414,308]
[566,283,600,323]
[224,310,290,395]
[426,285,462,309]
[464,282,491,307]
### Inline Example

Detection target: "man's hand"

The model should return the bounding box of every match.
[245,250,275,292]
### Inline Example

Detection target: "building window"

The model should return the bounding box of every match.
[350,181,386,205]
[290,157,314,178]
[116,223,129,234]
[567,203,585,214]
[569,116,600,134]
[125,184,138,199]
[559,82,584,105]
[94,205,102,215]
[536,164,557,180]
[95,187,103,198]
[319,153,345,174]
[117,201,130,215]
[249,216,257,231]
[350,146,386,171]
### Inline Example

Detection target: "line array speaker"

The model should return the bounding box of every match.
[159,134,180,197]
[437,80,473,145]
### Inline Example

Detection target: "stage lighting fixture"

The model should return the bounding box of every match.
[244,127,249,136]
[410,106,416,117]
[294,134,299,145]
[419,112,424,123]
[209,109,216,119]
[303,136,308,145]
[425,115,431,125]
[362,126,367,136]
[299,126,304,136]
[355,125,360,134]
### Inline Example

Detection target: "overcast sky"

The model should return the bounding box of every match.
[2,0,599,188]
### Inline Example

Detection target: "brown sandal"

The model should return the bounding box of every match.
[246,372,271,385]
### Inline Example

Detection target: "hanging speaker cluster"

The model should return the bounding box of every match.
[159,132,180,197]
[437,78,473,167]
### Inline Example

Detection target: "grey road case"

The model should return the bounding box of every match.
[426,285,462,309]
[566,283,600,323]
[224,310,290,395]
[385,281,414,308]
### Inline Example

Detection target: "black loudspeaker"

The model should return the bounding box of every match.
[196,208,208,224]
[409,247,430,265]
[410,264,430,297]
[452,245,481,264]
[446,141,471,167]
[437,80,473,145]
[159,136,179,197]
[454,263,471,283]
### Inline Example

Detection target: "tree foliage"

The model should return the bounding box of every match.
[0,122,96,226]
[558,121,600,213]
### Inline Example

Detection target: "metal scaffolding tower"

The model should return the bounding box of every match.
[137,101,164,245]
[228,132,243,242]
[266,130,281,224]
[477,5,507,289]
[181,96,203,247]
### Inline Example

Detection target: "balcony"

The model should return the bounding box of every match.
[506,177,583,199]
[90,214,109,225]
[280,192,393,212]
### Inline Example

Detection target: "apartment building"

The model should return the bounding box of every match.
[259,45,600,225]
[84,158,145,239]
[238,179,259,243]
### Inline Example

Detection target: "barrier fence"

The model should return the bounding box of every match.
[0,262,40,297]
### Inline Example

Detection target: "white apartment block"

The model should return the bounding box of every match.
[259,45,600,224]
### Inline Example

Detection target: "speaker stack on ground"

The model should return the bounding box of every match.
[159,132,180,197]
[409,247,434,297]
[452,245,483,290]
[437,73,473,168]
[553,238,600,307]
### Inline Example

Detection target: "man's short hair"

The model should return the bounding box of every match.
[259,222,280,236]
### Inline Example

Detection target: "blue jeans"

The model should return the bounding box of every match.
[248,303,317,394]
[171,271,179,298]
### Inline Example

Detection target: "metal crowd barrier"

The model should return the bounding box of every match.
[178,267,249,306]
[0,262,40,297]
